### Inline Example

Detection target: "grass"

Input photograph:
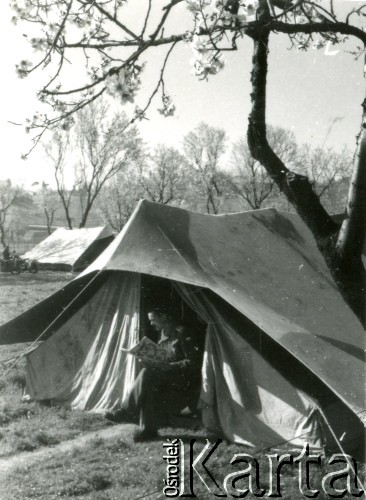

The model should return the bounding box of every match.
[0,271,109,458]
[0,397,107,456]
[0,347,108,458]
[2,434,146,500]
[0,271,73,326]
[2,429,364,499]
[0,271,74,368]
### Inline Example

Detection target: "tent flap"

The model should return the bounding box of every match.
[26,272,140,411]
[174,281,325,448]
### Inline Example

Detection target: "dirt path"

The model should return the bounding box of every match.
[0,423,135,477]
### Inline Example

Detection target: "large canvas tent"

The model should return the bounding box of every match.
[1,201,365,451]
[21,226,114,272]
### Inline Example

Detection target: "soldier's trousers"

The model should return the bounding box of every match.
[121,367,194,431]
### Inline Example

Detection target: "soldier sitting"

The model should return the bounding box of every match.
[105,306,203,441]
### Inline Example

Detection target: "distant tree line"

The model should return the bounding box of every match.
[1,101,353,241]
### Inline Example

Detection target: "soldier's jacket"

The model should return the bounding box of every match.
[157,324,203,377]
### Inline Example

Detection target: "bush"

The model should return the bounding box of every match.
[107,437,130,453]
[58,473,112,497]
[0,404,29,426]
[9,373,25,388]
[7,367,26,389]
[87,472,112,491]
[14,438,38,452]
[59,480,90,497]
[34,430,60,447]
[0,410,11,426]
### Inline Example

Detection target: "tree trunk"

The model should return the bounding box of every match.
[337,101,366,258]
[333,104,366,325]
[45,209,52,235]
[79,203,92,228]
[0,225,6,248]
[65,208,73,230]
[206,192,212,214]
[57,193,73,229]
[247,29,365,326]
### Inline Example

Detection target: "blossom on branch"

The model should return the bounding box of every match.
[185,0,258,80]
[10,0,32,20]
[191,33,209,53]
[190,34,225,78]
[186,0,204,13]
[60,116,75,131]
[15,59,32,78]
[191,51,225,78]
[31,37,49,52]
[133,106,147,122]
[158,94,176,117]
[312,39,326,50]
[186,0,258,29]
[105,66,142,104]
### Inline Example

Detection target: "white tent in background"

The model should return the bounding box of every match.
[1,201,364,452]
[22,226,114,272]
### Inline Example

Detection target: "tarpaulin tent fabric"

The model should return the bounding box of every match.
[1,200,365,449]
[22,226,114,271]
[26,272,140,411]
[173,282,325,449]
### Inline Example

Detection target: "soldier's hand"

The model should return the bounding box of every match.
[138,358,152,368]
[140,358,170,372]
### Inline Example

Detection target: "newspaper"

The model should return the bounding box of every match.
[120,336,168,362]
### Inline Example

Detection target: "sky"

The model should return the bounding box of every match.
[0,0,365,188]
